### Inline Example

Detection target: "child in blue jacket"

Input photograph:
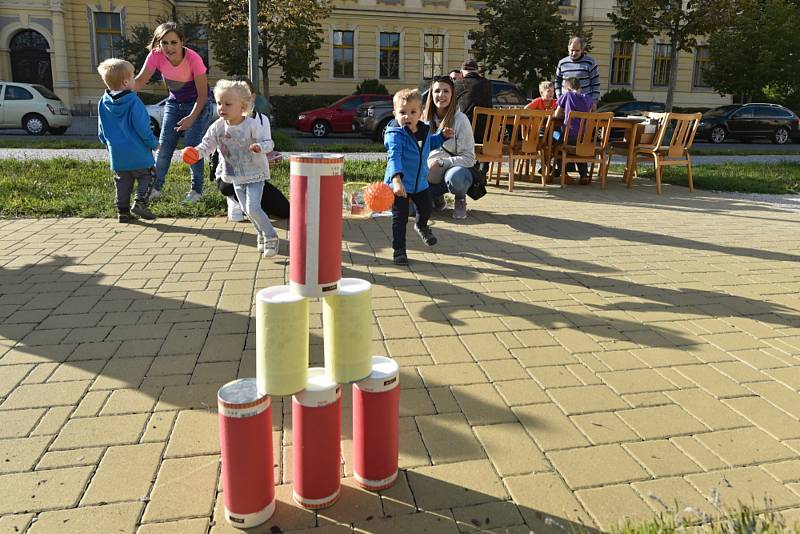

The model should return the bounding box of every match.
[97,58,159,223]
[384,89,452,265]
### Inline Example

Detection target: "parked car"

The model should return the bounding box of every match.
[697,103,800,144]
[145,97,219,138]
[353,80,529,141]
[0,81,72,135]
[596,100,665,117]
[295,94,393,137]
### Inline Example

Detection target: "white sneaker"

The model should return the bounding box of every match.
[148,188,162,202]
[184,190,202,203]
[263,236,279,258]
[257,233,265,252]
[227,196,245,222]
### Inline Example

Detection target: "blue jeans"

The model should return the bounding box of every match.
[155,99,213,193]
[428,165,473,200]
[233,181,276,239]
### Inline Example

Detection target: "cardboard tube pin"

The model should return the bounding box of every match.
[256,285,309,396]
[323,278,373,383]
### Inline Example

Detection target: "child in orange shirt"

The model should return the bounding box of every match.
[525,81,557,112]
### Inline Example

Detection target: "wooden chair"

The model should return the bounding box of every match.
[555,111,614,188]
[473,107,509,186]
[507,109,552,190]
[608,112,701,194]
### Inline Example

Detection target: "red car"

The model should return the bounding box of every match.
[295,94,393,137]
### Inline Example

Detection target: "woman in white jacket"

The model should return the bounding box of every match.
[424,76,475,220]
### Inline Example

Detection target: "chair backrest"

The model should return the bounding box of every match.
[474,108,508,157]
[565,111,614,157]
[654,112,702,157]
[512,109,551,154]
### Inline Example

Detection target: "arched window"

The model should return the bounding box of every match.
[10,30,53,89]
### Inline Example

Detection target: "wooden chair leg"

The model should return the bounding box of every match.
[686,154,694,192]
[589,162,595,179]
[508,156,515,192]
[600,157,608,191]
[560,153,567,188]
[654,156,662,194]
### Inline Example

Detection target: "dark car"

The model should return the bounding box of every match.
[596,100,666,117]
[295,94,393,137]
[697,103,800,144]
[353,80,529,141]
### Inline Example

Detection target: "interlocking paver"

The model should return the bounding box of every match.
[82,443,163,504]
[143,455,219,522]
[407,459,508,510]
[51,413,148,449]
[686,467,800,510]
[473,423,549,476]
[694,428,796,466]
[0,466,93,514]
[27,502,143,534]
[576,484,654,532]
[618,405,708,439]
[548,444,649,489]
[514,403,589,451]
[504,472,593,530]
[623,439,702,477]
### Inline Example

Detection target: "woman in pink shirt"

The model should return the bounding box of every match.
[134,22,213,203]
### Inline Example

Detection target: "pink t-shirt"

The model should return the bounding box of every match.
[144,47,207,103]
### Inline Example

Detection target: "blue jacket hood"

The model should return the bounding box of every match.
[383,121,445,194]
[98,90,159,172]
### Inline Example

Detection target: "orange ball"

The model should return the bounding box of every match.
[364,182,394,212]
[182,146,200,165]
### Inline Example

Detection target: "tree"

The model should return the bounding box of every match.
[206,0,331,98]
[608,0,739,111]
[355,79,388,95]
[468,0,590,95]
[706,0,800,103]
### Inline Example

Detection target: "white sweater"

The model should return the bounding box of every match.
[196,114,274,185]
[427,111,476,169]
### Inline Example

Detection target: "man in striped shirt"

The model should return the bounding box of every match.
[555,36,600,110]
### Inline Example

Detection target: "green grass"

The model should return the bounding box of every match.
[302,142,385,153]
[0,158,386,218]
[0,130,296,152]
[2,158,798,218]
[636,162,800,194]
[0,139,105,149]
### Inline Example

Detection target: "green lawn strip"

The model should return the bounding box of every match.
[301,143,385,153]
[3,159,798,218]
[0,158,386,218]
[0,130,296,152]
[611,503,797,534]
[635,162,800,194]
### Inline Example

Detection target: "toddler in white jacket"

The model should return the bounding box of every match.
[183,79,278,257]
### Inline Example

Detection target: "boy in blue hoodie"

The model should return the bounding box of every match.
[97,59,159,223]
[384,89,452,266]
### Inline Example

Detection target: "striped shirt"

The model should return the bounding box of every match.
[555,54,601,103]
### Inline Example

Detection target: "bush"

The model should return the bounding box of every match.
[272,130,294,152]
[599,88,635,106]
[270,95,347,128]
[355,79,388,95]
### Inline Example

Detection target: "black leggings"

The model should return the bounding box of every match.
[216,179,290,219]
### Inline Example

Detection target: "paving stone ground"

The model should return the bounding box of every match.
[1,177,800,533]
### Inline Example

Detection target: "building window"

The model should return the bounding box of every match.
[333,30,354,78]
[610,40,633,85]
[693,46,710,88]
[94,12,122,62]
[185,24,209,68]
[380,32,400,79]
[423,34,444,80]
[652,43,672,87]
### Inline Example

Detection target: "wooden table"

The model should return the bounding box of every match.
[610,117,647,187]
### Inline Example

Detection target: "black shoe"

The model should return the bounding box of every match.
[394,253,409,266]
[414,224,437,246]
[118,212,130,223]
[131,202,156,220]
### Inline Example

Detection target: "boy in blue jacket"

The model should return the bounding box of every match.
[97,58,159,223]
[384,89,452,265]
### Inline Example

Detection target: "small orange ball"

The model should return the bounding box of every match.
[364,182,394,212]
[182,146,200,165]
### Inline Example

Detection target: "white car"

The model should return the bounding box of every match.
[145,97,219,138]
[0,81,72,135]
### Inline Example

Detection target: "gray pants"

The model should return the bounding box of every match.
[115,167,154,213]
